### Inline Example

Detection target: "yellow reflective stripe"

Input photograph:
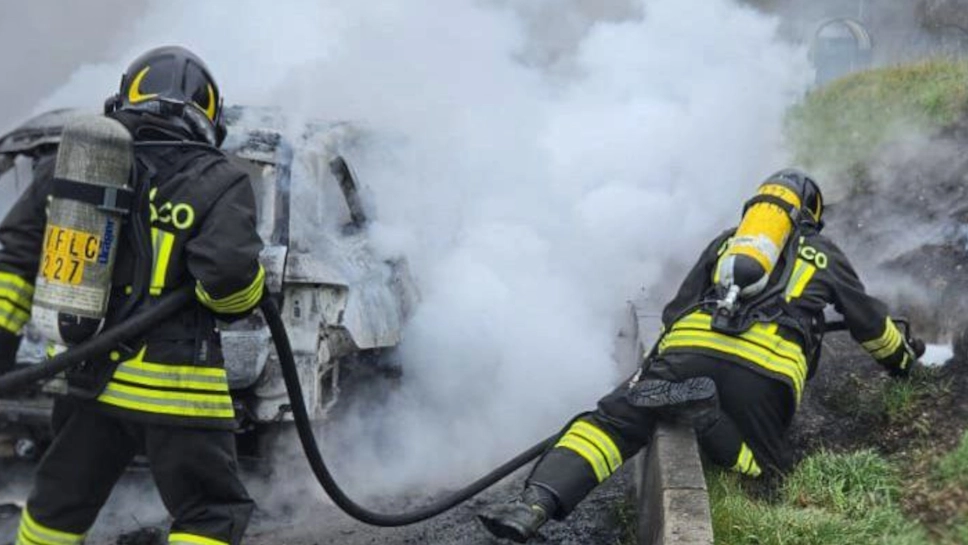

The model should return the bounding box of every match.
[555,435,609,483]
[0,271,34,302]
[113,346,229,392]
[150,228,176,296]
[0,298,30,334]
[899,352,912,372]
[0,281,33,311]
[572,421,623,473]
[784,259,816,301]
[168,533,229,545]
[861,318,902,360]
[661,332,805,403]
[731,443,762,477]
[196,265,265,314]
[661,332,805,396]
[17,509,84,545]
[114,367,229,392]
[97,381,235,419]
[672,313,806,364]
[0,286,32,311]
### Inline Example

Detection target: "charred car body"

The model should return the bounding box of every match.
[0,107,417,459]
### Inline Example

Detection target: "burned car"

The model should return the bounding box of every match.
[0,107,417,459]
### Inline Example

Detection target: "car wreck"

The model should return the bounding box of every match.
[0,107,418,459]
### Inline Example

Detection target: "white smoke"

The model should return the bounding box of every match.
[1,0,812,530]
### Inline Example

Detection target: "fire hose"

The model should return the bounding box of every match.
[0,286,555,526]
[0,288,926,526]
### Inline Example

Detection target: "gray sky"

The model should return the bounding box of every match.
[0,0,148,132]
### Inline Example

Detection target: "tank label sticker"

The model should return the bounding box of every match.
[33,280,106,317]
[40,224,101,285]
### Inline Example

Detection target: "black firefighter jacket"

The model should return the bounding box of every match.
[657,228,912,411]
[0,111,264,429]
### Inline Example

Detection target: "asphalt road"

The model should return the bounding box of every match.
[0,454,634,545]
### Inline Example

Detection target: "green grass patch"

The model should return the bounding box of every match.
[783,450,898,516]
[709,450,930,544]
[786,59,968,182]
[935,431,968,488]
[879,365,950,427]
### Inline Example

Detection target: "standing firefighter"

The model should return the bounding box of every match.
[478,169,923,543]
[0,46,264,545]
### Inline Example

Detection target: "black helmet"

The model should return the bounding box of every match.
[105,45,226,146]
[761,168,824,230]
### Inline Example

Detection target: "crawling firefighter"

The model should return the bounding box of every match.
[0,47,263,545]
[478,169,924,543]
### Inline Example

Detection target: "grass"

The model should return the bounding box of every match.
[709,450,930,545]
[935,431,968,488]
[785,58,968,184]
[880,364,951,427]
[709,434,968,545]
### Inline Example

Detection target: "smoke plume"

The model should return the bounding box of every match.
[0,0,812,533]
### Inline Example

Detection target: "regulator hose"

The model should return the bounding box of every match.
[260,295,556,526]
[0,286,194,395]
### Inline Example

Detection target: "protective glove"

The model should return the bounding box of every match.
[884,337,922,379]
[0,328,22,375]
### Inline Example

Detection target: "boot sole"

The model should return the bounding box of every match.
[628,376,716,408]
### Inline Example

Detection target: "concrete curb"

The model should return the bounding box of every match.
[635,422,714,545]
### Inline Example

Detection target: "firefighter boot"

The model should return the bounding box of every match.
[477,485,558,543]
[627,376,720,430]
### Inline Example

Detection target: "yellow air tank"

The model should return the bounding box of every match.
[714,182,801,302]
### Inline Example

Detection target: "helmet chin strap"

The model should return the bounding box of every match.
[180,107,219,146]
[113,101,219,146]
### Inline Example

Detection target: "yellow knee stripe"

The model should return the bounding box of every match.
[554,420,624,483]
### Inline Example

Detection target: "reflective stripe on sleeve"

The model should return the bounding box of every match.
[861,318,903,360]
[0,271,34,309]
[195,265,265,314]
[0,298,31,335]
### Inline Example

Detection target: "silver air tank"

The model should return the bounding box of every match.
[32,115,133,345]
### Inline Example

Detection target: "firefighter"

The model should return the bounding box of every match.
[477,169,922,543]
[0,46,263,545]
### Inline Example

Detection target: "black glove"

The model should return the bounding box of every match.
[884,338,920,379]
[908,337,926,359]
[0,328,22,375]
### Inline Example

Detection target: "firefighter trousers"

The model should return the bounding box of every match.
[529,352,795,517]
[14,402,253,545]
